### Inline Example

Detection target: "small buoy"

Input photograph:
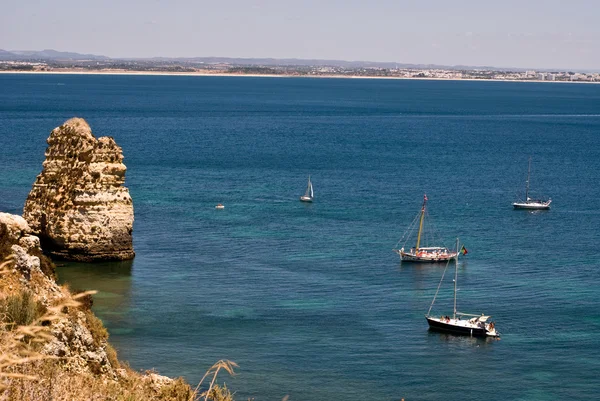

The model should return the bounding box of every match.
[215,203,224,209]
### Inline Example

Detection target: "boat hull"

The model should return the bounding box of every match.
[397,250,458,263]
[426,317,497,337]
[299,196,313,202]
[512,202,550,210]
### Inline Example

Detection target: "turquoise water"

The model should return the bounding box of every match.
[1,74,600,400]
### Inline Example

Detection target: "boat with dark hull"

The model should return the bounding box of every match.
[426,314,496,337]
[513,157,551,210]
[393,195,457,263]
[425,239,499,338]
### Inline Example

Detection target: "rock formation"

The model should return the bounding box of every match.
[23,118,134,262]
[0,212,114,376]
[0,212,189,400]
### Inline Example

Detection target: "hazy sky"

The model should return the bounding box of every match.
[2,0,599,70]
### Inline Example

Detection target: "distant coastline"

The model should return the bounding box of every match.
[3,49,599,83]
[2,69,599,84]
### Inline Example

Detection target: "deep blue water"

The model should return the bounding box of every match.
[1,74,600,400]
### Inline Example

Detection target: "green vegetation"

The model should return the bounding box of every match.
[0,289,46,329]
[84,309,108,347]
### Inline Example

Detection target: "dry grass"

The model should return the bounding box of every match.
[0,289,46,329]
[3,360,194,401]
[83,309,108,347]
[0,290,85,391]
[106,343,120,369]
[193,360,238,401]
[0,255,239,401]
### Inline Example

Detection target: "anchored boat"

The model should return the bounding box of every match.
[300,175,314,202]
[513,157,551,210]
[425,239,499,338]
[393,195,457,263]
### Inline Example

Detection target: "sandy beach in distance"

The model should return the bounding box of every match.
[1,69,597,84]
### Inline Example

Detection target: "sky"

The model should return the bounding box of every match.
[1,0,599,70]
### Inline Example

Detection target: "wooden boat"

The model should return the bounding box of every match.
[300,175,314,202]
[513,157,551,210]
[425,239,499,338]
[393,195,457,263]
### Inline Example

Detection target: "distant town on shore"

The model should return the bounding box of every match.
[1,49,598,82]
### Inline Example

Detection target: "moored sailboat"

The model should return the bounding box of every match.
[425,239,499,338]
[393,195,457,263]
[513,157,551,210]
[300,175,314,202]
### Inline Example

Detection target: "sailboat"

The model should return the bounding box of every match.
[393,195,457,263]
[512,157,551,210]
[300,175,314,202]
[425,239,499,338]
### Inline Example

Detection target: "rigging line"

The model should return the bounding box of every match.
[422,209,435,247]
[427,257,451,316]
[393,210,422,249]
[424,208,448,249]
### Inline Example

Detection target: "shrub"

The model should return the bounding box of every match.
[158,377,193,401]
[205,384,234,401]
[0,290,46,329]
[106,343,120,369]
[83,310,108,346]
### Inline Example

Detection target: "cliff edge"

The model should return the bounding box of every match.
[0,212,191,400]
[23,118,134,262]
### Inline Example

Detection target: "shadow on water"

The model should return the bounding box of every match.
[56,260,133,334]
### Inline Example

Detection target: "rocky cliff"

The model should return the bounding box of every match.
[0,212,115,375]
[23,118,134,262]
[0,212,190,400]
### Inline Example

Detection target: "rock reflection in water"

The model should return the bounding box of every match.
[56,260,133,336]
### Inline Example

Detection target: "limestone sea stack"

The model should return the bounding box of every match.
[23,118,134,262]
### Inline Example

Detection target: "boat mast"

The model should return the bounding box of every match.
[415,195,427,250]
[525,157,531,200]
[453,238,459,320]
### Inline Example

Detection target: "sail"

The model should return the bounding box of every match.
[304,176,313,198]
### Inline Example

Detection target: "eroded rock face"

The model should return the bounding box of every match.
[1,213,183,392]
[23,118,134,262]
[0,212,115,378]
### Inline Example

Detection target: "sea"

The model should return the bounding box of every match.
[1,73,599,401]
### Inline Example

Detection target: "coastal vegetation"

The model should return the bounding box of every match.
[0,211,236,401]
[0,255,237,401]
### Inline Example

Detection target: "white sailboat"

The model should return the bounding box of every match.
[300,175,314,202]
[425,239,499,338]
[513,157,551,210]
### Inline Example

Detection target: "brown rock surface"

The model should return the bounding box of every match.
[23,118,134,262]
[0,213,190,400]
[0,212,113,376]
